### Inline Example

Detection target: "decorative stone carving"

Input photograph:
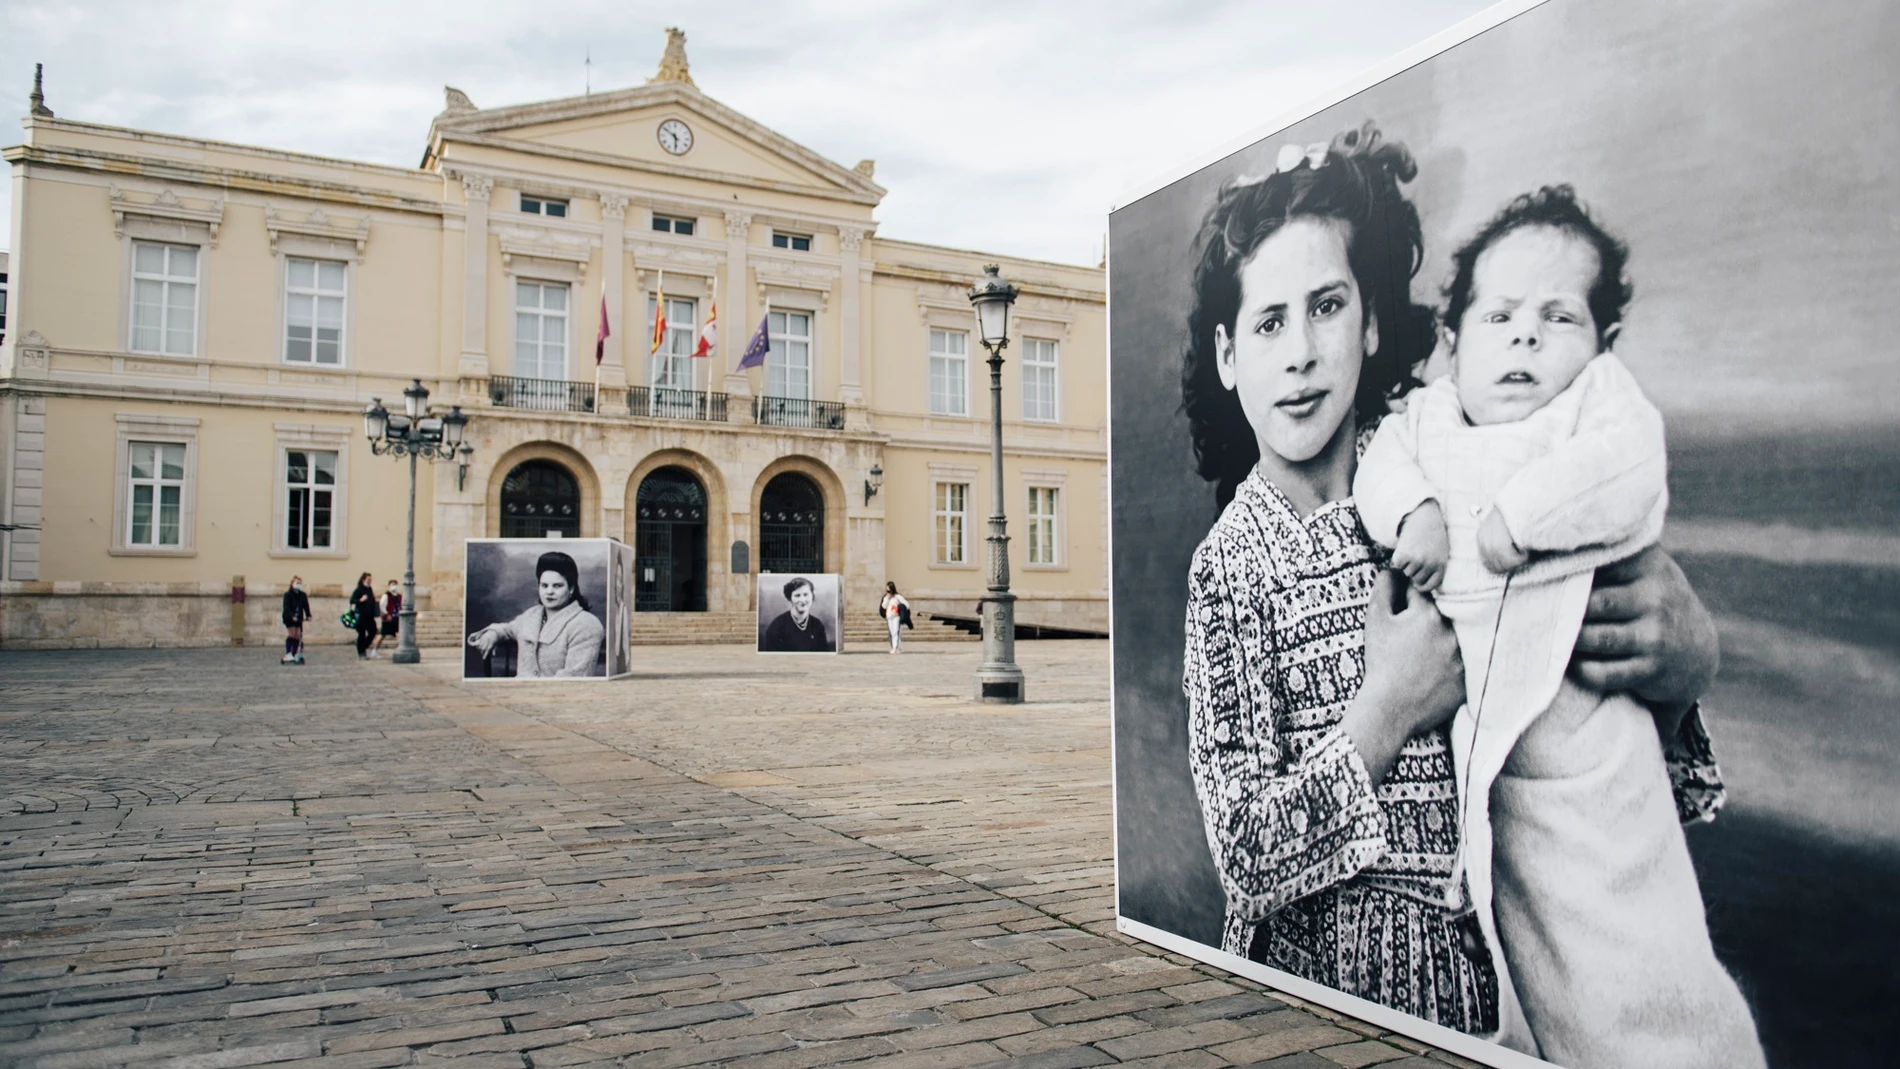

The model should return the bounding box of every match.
[461,174,493,203]
[264,205,370,257]
[108,184,225,246]
[498,226,594,272]
[724,211,753,234]
[16,330,51,378]
[853,159,876,180]
[838,227,867,254]
[599,194,629,220]
[650,27,695,86]
[443,86,477,113]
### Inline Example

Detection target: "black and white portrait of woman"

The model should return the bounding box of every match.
[463,539,609,679]
[756,573,841,654]
[606,541,633,679]
[1108,2,1900,1068]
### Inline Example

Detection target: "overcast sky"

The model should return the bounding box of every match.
[0,0,1496,264]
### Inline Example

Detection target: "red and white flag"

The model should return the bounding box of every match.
[594,293,611,365]
[693,299,717,358]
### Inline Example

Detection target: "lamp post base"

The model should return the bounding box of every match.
[392,647,421,665]
[975,664,1025,704]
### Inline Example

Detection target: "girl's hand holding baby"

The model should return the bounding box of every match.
[1393,500,1450,592]
[1478,508,1530,573]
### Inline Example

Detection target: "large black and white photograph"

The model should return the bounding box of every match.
[463,538,611,680]
[756,573,842,654]
[1108,2,1900,1068]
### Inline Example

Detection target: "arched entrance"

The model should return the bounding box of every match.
[499,460,581,538]
[759,472,824,574]
[635,467,708,611]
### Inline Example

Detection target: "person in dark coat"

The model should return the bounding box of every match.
[762,576,833,653]
[350,572,379,659]
[281,575,311,665]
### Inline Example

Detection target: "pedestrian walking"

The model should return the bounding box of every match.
[879,582,912,653]
[280,575,311,665]
[349,572,379,659]
[373,579,402,656]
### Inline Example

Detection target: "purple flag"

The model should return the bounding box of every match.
[737,313,770,371]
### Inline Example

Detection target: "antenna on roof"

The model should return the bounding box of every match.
[585,47,591,96]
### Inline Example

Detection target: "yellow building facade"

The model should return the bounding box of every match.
[0,39,1107,648]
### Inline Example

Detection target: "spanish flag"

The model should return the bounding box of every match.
[650,270,667,356]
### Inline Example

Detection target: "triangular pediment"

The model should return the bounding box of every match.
[426,82,884,207]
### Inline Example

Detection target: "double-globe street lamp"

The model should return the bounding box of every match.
[968,265,1023,703]
[363,379,470,665]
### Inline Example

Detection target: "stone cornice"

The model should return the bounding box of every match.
[873,260,1104,304]
[264,205,371,255]
[435,130,882,207]
[496,225,596,271]
[109,184,226,245]
[428,80,885,203]
[7,144,446,216]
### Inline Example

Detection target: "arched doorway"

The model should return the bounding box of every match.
[635,467,708,611]
[759,472,824,574]
[500,460,581,538]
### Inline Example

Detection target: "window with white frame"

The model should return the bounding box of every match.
[766,310,812,400]
[929,328,968,416]
[284,258,346,365]
[284,449,338,550]
[514,281,569,379]
[648,295,697,391]
[130,242,198,355]
[1023,338,1059,422]
[520,194,568,217]
[1027,486,1060,565]
[651,214,695,235]
[126,441,187,547]
[771,232,811,252]
[934,482,969,565]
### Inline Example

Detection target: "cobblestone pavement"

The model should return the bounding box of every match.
[1,643,1480,1069]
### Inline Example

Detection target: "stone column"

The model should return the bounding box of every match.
[459,174,493,378]
[838,226,867,425]
[722,211,754,419]
[598,194,629,390]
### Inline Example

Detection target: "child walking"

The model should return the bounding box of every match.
[1354,186,1762,1068]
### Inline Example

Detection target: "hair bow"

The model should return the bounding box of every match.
[1275,142,1329,174]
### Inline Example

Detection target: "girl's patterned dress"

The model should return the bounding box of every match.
[1182,464,1725,1036]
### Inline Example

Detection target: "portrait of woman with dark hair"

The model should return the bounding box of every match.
[760,575,837,653]
[467,549,606,677]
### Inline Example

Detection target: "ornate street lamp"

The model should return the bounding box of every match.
[364,379,472,664]
[863,463,883,505]
[968,265,1023,703]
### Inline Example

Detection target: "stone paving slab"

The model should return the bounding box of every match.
[0,644,1478,1069]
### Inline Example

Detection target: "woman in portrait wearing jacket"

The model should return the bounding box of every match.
[467,550,605,678]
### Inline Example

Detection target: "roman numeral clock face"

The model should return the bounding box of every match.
[657,119,693,156]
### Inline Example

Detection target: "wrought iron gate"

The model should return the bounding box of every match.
[759,473,824,574]
[634,467,707,611]
[499,460,581,538]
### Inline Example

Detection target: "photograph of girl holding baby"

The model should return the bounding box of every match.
[1106,2,1899,1068]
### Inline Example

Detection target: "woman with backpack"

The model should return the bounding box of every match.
[349,572,379,659]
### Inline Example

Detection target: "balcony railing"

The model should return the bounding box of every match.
[754,395,846,430]
[627,386,727,422]
[489,375,598,413]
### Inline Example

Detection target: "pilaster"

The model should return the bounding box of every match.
[459,174,492,378]
[598,194,629,390]
[722,211,755,418]
[838,226,868,426]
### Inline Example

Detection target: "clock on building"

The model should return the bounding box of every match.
[657,119,693,155]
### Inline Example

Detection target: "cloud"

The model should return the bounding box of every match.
[0,0,1493,263]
